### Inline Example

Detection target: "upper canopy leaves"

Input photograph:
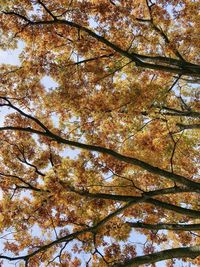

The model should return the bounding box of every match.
[0,0,200,266]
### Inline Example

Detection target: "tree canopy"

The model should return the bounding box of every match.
[0,0,200,266]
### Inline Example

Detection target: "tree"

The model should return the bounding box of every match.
[0,0,200,266]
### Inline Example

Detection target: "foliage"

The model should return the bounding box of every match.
[0,0,200,266]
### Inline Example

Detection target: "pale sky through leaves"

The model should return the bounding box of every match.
[0,41,195,267]
[0,1,199,265]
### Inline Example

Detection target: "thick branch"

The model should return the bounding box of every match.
[146,198,200,218]
[0,201,134,263]
[0,97,49,132]
[159,107,200,118]
[0,125,199,190]
[61,184,200,218]
[126,222,200,231]
[177,123,200,130]
[112,245,200,266]
[3,11,200,76]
